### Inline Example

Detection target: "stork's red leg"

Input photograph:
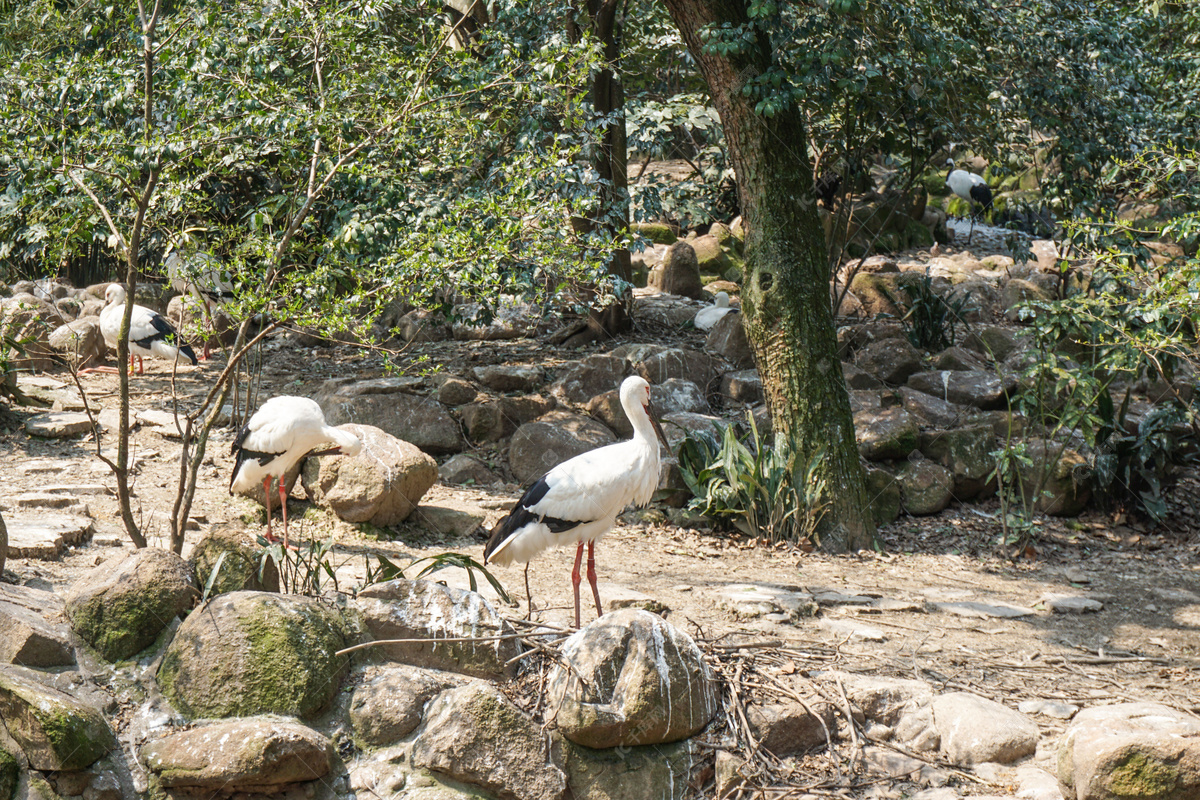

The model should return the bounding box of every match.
[262,476,274,541]
[586,540,603,620]
[279,478,290,550]
[571,541,585,628]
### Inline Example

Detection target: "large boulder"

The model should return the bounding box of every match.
[649,241,703,299]
[0,665,114,771]
[705,311,755,369]
[188,524,280,595]
[857,338,923,385]
[350,665,461,748]
[158,591,354,719]
[1057,702,1200,800]
[354,579,522,680]
[892,457,955,516]
[563,740,694,800]
[547,609,718,749]
[931,692,1038,765]
[918,424,996,500]
[0,584,76,667]
[473,364,544,392]
[64,548,196,662]
[635,348,718,389]
[551,355,628,405]
[313,377,464,454]
[142,717,332,791]
[588,379,707,438]
[907,370,1016,410]
[855,406,919,461]
[47,318,106,370]
[746,698,838,758]
[301,423,437,526]
[411,682,568,800]
[1020,439,1090,516]
[508,411,617,485]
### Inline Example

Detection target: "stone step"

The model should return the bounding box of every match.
[4,513,95,560]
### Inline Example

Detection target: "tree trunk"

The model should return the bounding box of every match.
[662,0,875,552]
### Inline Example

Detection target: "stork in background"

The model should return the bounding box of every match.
[230,396,362,549]
[165,246,235,360]
[484,375,670,628]
[93,284,198,374]
[695,291,738,331]
[945,158,994,245]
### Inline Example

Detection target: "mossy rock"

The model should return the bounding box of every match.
[563,739,693,800]
[64,548,197,662]
[864,467,902,527]
[631,222,677,246]
[0,748,17,800]
[923,172,951,196]
[190,525,279,596]
[0,666,114,772]
[158,591,357,720]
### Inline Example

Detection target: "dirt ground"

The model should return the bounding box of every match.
[3,247,1200,797]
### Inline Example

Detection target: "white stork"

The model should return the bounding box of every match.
[945,159,994,245]
[695,291,738,331]
[95,284,198,375]
[165,249,235,360]
[230,396,362,548]
[484,375,669,628]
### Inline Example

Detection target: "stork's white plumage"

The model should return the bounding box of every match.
[165,250,235,360]
[485,375,669,627]
[695,291,738,331]
[945,159,994,245]
[97,284,198,375]
[230,396,362,548]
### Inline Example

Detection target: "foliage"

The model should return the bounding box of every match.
[359,551,512,603]
[676,414,827,544]
[899,270,973,352]
[259,536,341,596]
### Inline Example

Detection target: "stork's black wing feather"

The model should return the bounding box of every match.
[483,474,591,562]
[970,183,994,211]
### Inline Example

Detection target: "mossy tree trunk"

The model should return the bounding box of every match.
[662,0,875,551]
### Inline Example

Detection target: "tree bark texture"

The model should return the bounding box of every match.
[662,0,875,552]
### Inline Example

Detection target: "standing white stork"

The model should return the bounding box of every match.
[230,396,362,549]
[945,159,994,245]
[484,375,670,628]
[695,291,738,331]
[95,284,198,374]
[165,249,235,360]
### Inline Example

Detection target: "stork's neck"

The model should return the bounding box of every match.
[628,405,659,452]
[323,426,360,453]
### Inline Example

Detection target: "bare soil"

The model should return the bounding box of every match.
[3,245,1200,798]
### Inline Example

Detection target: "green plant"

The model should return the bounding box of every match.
[900,270,973,352]
[676,413,828,544]
[259,536,340,597]
[988,440,1038,554]
[358,551,512,604]
[1092,390,1195,522]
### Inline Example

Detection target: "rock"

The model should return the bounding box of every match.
[189,524,280,595]
[411,504,485,537]
[747,699,838,757]
[64,548,196,662]
[1,298,62,372]
[907,370,1016,410]
[158,591,353,719]
[48,319,106,369]
[2,512,94,560]
[313,378,464,454]
[563,739,693,800]
[0,584,76,667]
[142,717,331,790]
[548,609,719,748]
[301,423,437,526]
[411,682,567,800]
[0,665,114,770]
[855,406,919,461]
[1019,440,1090,516]
[508,411,616,485]
[714,583,817,621]
[660,411,734,454]
[931,692,1038,765]
[589,379,708,438]
[438,454,499,486]
[1002,278,1053,321]
[857,338,924,385]
[865,467,903,526]
[650,241,703,299]
[849,272,920,317]
[892,457,955,516]
[899,386,968,428]
[436,377,478,406]
[473,364,543,392]
[355,579,521,680]
[551,355,627,404]
[691,232,734,275]
[720,369,762,403]
[918,424,996,499]
[843,362,884,390]
[1042,594,1103,614]
[816,670,939,752]
[398,309,452,342]
[934,345,987,371]
[13,375,85,411]
[1057,702,1200,800]
[350,665,460,748]
[635,347,718,389]
[705,310,755,369]
[24,412,94,439]
[963,326,1022,362]
[1019,699,1079,719]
